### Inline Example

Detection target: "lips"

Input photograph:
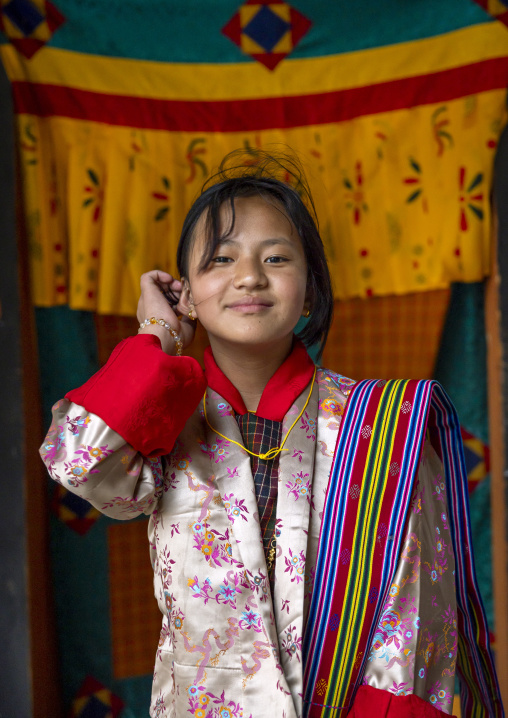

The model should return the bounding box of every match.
[228,296,273,310]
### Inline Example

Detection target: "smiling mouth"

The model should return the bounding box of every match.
[228,297,273,311]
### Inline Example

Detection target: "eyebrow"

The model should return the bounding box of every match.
[217,237,294,248]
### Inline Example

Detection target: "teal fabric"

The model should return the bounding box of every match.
[0,0,493,63]
[35,306,99,426]
[433,282,493,629]
[36,306,152,712]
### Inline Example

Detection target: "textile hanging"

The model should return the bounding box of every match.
[1,1,508,312]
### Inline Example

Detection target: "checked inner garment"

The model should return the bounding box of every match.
[236,412,282,592]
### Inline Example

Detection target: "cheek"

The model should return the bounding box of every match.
[285,271,308,304]
[191,276,231,309]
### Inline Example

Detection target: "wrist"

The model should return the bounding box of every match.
[138,325,177,355]
[138,317,183,355]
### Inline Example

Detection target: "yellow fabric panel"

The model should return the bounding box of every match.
[16,88,506,313]
[1,23,507,100]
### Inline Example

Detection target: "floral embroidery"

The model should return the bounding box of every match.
[217,401,232,417]
[389,680,411,697]
[223,493,249,523]
[284,548,305,583]
[239,609,263,632]
[65,413,91,435]
[101,494,157,516]
[188,576,213,603]
[427,681,453,709]
[198,437,230,463]
[441,511,449,530]
[215,574,243,609]
[191,521,242,569]
[281,624,302,661]
[158,544,176,591]
[300,411,317,440]
[152,692,167,718]
[168,441,192,471]
[63,443,115,487]
[41,423,66,465]
[432,474,446,501]
[241,570,270,603]
[147,456,164,491]
[292,449,304,462]
[423,526,448,584]
[285,471,311,503]
[187,686,244,718]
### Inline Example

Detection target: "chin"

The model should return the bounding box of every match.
[220,333,294,349]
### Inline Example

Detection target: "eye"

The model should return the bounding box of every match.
[265,255,289,264]
[211,255,233,264]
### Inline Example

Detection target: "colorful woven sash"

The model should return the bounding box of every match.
[302,379,503,718]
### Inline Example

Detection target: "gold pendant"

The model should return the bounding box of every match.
[267,546,276,569]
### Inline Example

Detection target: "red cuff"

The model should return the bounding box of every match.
[66,334,207,457]
[348,685,456,718]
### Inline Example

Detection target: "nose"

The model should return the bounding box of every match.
[232,255,268,290]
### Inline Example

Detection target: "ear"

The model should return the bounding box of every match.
[179,278,197,319]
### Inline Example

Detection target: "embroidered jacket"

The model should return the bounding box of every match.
[40,335,458,717]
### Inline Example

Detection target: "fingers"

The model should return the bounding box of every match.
[140,270,182,291]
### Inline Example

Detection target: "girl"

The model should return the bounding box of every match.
[40,152,501,718]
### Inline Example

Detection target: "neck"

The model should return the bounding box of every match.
[208,337,293,412]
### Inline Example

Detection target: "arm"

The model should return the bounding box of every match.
[40,333,206,519]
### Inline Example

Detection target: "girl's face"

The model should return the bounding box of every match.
[185,195,309,354]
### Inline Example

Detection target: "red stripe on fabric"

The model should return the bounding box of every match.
[11,57,508,131]
[312,383,383,691]
[313,381,419,709]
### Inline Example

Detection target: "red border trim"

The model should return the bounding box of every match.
[11,57,508,131]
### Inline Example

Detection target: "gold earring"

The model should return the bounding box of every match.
[303,308,311,318]
[188,310,196,321]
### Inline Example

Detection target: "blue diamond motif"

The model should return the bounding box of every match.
[78,695,110,718]
[243,6,291,53]
[3,0,45,36]
[61,489,94,520]
[462,443,482,475]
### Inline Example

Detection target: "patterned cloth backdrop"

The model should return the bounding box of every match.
[6,1,507,715]
[0,0,508,313]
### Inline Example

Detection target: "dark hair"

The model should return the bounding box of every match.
[176,149,334,356]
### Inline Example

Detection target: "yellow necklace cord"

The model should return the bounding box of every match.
[203,365,317,461]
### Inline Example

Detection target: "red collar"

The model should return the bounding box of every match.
[203,339,315,421]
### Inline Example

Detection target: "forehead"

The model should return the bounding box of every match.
[223,194,294,231]
[197,194,297,242]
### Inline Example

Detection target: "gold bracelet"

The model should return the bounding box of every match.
[139,317,183,356]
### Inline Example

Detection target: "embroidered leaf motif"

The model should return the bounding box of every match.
[155,207,169,221]
[468,204,483,220]
[87,169,100,186]
[409,157,421,174]
[406,189,422,203]
[467,172,483,192]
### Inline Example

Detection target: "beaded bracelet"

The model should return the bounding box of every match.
[139,317,183,356]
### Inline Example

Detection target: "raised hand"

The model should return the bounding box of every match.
[136,270,196,355]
